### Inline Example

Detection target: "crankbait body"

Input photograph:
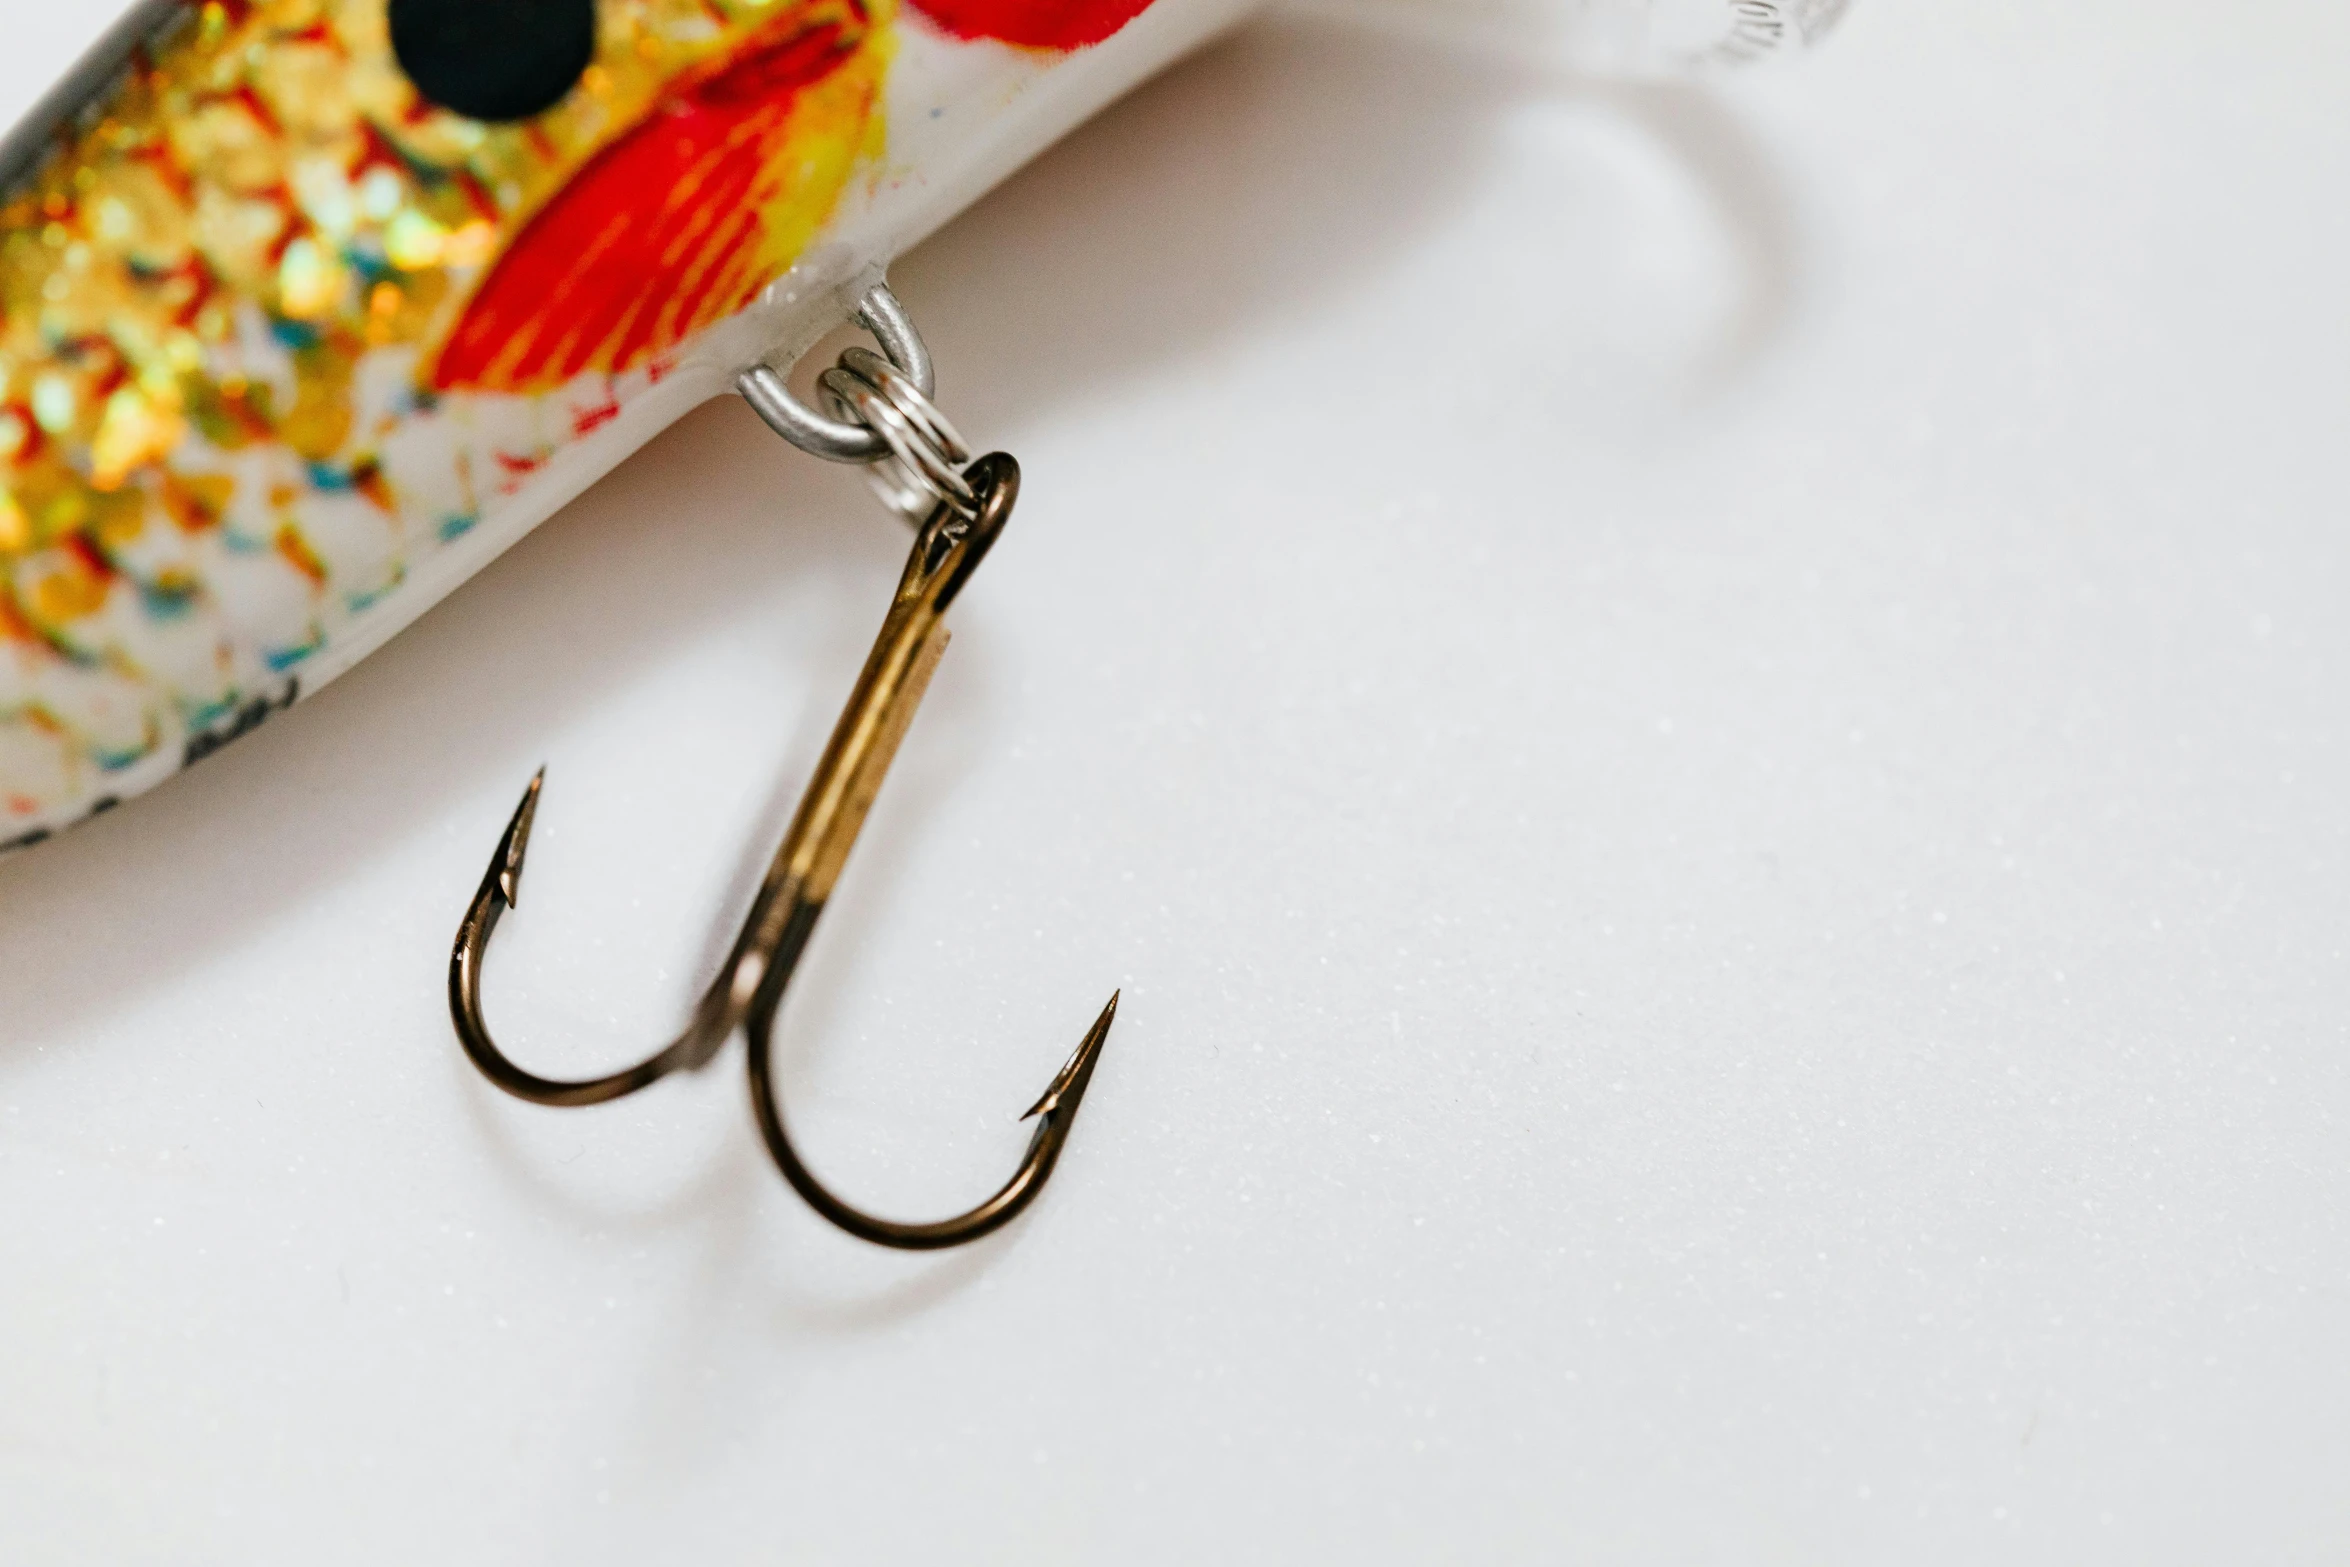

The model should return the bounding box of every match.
[0,0,1251,848]
[0,0,1842,851]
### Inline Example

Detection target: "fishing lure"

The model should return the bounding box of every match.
[0,0,1844,1244]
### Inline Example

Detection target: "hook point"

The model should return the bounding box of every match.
[1021,990,1118,1122]
[497,767,546,909]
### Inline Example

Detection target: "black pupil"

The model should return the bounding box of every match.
[389,0,597,123]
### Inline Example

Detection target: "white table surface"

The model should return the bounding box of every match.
[4,2,2347,1561]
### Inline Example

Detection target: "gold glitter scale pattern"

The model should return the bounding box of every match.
[0,0,891,839]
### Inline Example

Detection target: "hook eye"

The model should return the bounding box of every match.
[389,0,597,123]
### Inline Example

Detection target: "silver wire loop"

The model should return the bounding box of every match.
[736,283,978,520]
[737,283,935,464]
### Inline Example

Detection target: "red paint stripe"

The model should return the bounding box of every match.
[910,0,1152,49]
[432,16,861,391]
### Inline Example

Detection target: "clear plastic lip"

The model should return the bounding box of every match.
[1282,0,1852,73]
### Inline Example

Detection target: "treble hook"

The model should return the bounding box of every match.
[448,453,1117,1249]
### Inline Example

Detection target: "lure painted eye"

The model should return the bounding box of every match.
[388,0,597,123]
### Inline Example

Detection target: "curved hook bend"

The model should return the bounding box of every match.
[451,766,741,1106]
[449,454,1118,1246]
[747,983,1115,1250]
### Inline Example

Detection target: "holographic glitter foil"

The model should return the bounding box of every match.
[0,0,1213,848]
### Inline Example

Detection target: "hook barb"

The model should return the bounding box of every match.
[1023,990,1117,1122]
[496,766,545,909]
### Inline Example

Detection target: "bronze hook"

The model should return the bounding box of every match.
[448,454,1117,1246]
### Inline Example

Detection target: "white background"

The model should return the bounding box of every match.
[4,1,2348,1561]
